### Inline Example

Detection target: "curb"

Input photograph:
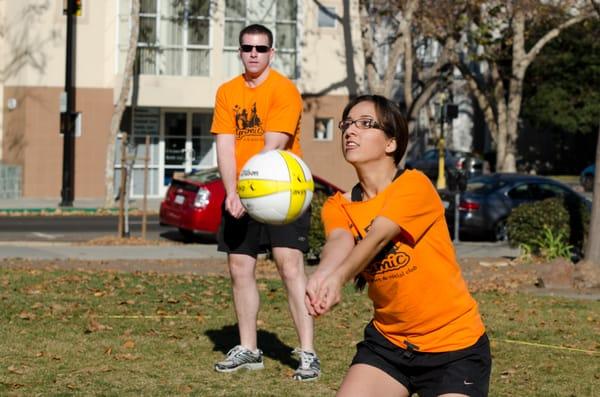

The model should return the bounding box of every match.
[0,208,112,215]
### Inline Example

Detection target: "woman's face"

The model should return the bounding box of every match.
[341,101,395,165]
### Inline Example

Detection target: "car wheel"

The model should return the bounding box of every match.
[178,228,196,242]
[582,174,594,192]
[492,219,507,242]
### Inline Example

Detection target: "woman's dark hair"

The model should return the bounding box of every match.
[239,24,273,48]
[341,94,409,165]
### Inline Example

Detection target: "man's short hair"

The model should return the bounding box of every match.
[239,24,273,48]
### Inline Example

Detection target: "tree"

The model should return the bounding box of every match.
[104,0,140,207]
[453,0,593,172]
[575,0,600,288]
[522,19,599,137]
[357,0,464,134]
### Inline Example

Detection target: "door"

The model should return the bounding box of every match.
[160,110,216,195]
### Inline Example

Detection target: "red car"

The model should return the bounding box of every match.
[159,167,343,240]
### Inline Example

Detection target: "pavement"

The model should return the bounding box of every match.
[0,197,162,213]
[0,197,521,261]
[0,240,519,261]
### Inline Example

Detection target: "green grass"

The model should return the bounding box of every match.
[1,268,599,396]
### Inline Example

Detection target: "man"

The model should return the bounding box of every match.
[210,24,320,382]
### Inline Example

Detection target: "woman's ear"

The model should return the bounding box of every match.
[385,138,397,155]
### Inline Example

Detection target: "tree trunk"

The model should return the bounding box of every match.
[585,124,600,262]
[104,0,140,208]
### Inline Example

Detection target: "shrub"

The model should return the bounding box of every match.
[507,196,590,256]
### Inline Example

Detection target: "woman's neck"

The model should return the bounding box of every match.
[355,162,398,200]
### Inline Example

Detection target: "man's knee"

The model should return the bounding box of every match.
[228,255,256,280]
[273,249,305,282]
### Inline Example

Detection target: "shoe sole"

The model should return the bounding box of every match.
[214,362,265,373]
[292,373,320,382]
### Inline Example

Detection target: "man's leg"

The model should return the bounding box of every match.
[272,247,314,352]
[228,253,260,350]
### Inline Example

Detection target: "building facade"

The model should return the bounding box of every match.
[1,0,363,199]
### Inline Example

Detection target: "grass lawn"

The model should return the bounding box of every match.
[1,268,599,396]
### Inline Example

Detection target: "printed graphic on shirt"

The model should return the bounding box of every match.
[357,220,415,283]
[234,103,263,139]
[363,241,413,283]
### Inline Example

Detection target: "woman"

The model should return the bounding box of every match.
[305,95,491,397]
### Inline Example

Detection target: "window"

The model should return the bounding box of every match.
[507,184,533,200]
[314,118,333,141]
[118,0,211,76]
[223,0,298,79]
[317,6,336,28]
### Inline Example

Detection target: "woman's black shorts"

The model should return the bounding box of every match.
[351,321,492,397]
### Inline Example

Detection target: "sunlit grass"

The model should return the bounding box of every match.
[1,268,598,396]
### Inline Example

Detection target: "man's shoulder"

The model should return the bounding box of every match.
[218,75,245,92]
[268,69,297,86]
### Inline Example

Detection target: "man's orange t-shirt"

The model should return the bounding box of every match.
[322,169,485,353]
[210,69,303,176]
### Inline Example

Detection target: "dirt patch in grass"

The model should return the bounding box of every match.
[1,255,599,297]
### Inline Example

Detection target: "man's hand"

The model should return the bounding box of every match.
[305,269,344,317]
[224,192,246,219]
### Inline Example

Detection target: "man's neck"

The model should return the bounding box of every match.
[243,67,271,88]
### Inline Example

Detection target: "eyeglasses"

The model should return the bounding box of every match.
[338,118,381,132]
[240,44,271,53]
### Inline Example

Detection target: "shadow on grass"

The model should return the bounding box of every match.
[205,325,297,369]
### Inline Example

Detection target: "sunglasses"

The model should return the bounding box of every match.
[240,44,271,53]
[338,118,381,132]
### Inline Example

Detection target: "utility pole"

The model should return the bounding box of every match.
[436,94,447,190]
[60,0,78,207]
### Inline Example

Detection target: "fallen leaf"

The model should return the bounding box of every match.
[18,311,36,320]
[8,365,25,375]
[123,340,135,349]
[86,319,113,333]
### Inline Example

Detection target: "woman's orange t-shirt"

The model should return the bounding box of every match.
[322,169,485,352]
[210,69,303,176]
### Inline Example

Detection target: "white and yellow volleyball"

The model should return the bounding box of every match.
[237,150,314,225]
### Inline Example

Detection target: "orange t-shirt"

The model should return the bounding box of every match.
[210,69,303,176]
[322,169,485,352]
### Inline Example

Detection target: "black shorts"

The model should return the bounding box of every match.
[352,322,491,397]
[217,204,311,257]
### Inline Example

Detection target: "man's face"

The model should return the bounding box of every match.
[239,33,274,78]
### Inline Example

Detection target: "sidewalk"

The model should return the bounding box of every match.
[0,197,162,213]
[0,240,519,261]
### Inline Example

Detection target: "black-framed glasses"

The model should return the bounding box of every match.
[240,44,271,53]
[338,118,381,132]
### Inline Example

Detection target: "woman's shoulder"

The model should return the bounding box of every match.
[324,191,350,205]
[391,168,432,187]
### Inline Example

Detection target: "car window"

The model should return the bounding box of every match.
[186,168,221,183]
[465,176,503,193]
[532,183,565,200]
[507,183,533,200]
[423,150,438,160]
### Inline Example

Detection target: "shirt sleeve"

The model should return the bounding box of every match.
[211,85,235,135]
[264,79,302,135]
[379,171,445,243]
[322,195,352,237]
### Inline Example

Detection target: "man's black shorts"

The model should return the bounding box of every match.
[217,204,311,257]
[351,321,491,397]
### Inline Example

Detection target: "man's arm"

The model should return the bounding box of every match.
[216,134,245,219]
[262,131,291,152]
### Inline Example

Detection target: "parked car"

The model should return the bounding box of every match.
[441,173,591,242]
[405,149,486,182]
[159,167,344,240]
[580,164,595,192]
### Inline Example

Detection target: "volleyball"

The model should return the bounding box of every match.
[237,150,314,225]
